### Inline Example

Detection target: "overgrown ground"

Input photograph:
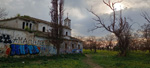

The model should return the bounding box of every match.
[84,49,150,68]
[0,54,90,68]
[1,50,150,68]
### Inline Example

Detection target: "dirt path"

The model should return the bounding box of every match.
[83,54,103,68]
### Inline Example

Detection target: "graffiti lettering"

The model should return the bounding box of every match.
[0,34,12,44]
[10,44,40,56]
[23,38,27,43]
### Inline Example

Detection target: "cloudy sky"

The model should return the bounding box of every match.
[0,0,150,37]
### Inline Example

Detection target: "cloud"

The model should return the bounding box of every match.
[0,0,50,21]
[65,8,86,20]
[0,0,150,37]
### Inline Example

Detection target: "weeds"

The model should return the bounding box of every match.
[84,50,150,68]
[0,54,89,68]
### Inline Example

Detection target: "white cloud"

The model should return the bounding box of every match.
[1,0,150,37]
[67,8,85,20]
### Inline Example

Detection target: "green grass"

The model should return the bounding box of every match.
[1,50,150,68]
[0,54,90,68]
[84,49,150,68]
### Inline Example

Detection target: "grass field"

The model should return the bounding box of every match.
[0,54,90,68]
[84,49,150,68]
[1,50,150,68]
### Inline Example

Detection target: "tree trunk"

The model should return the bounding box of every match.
[56,44,60,55]
[117,35,129,57]
[90,45,92,51]
[94,46,96,53]
[120,50,127,56]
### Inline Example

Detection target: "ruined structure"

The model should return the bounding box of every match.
[0,15,83,57]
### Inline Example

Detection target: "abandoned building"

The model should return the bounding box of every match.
[0,15,83,57]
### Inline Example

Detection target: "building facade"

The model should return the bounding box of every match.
[0,16,83,57]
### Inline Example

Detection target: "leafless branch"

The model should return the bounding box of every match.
[0,8,7,19]
[88,0,131,56]
[141,11,150,23]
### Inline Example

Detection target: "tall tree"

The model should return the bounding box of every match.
[50,0,64,55]
[0,8,7,19]
[88,0,131,56]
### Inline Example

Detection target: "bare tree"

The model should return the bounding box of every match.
[97,37,105,50]
[50,0,64,55]
[86,36,98,53]
[129,32,141,50]
[142,11,150,23]
[140,24,150,52]
[105,34,115,50]
[141,11,150,52]
[88,0,131,56]
[0,8,7,19]
[86,36,93,51]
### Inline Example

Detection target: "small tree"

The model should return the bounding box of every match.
[86,37,93,51]
[141,11,150,52]
[88,0,131,56]
[0,8,7,19]
[105,34,115,50]
[86,36,98,53]
[50,0,64,55]
[140,24,150,52]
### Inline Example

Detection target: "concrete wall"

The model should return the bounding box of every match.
[0,18,71,36]
[0,18,37,31]
[0,28,82,57]
[38,23,51,32]
[63,28,71,36]
[0,19,20,29]
[0,18,83,57]
[0,28,56,57]
[60,41,83,54]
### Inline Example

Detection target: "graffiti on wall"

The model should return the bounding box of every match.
[12,37,45,45]
[60,42,83,54]
[0,44,57,57]
[0,33,57,57]
[0,34,46,45]
[0,45,11,57]
[39,45,56,56]
[0,33,82,57]
[10,44,40,56]
[0,34,12,44]
[60,48,83,54]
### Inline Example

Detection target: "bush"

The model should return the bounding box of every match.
[25,26,32,33]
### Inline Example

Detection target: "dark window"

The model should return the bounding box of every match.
[43,27,45,32]
[22,22,25,29]
[66,32,68,36]
[78,45,80,49]
[72,44,74,49]
[30,23,32,30]
[65,43,67,50]
[26,23,28,26]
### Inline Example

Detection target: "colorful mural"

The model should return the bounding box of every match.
[0,33,57,57]
[0,33,82,57]
[0,44,57,57]
[10,44,40,56]
[39,45,56,56]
